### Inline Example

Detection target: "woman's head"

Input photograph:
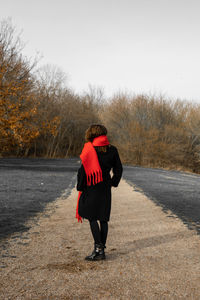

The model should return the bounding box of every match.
[85,124,107,142]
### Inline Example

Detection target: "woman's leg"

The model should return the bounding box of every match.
[89,220,101,245]
[86,220,105,260]
[100,221,108,247]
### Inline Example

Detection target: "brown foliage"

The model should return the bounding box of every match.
[0,19,39,155]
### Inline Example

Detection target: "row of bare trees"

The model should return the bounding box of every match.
[100,94,200,172]
[32,74,101,157]
[1,19,200,173]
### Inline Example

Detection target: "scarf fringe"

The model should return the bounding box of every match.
[87,169,103,186]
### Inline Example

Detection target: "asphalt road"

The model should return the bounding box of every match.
[123,166,200,235]
[1,158,200,243]
[0,158,79,240]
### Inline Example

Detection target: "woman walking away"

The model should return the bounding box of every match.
[76,124,123,261]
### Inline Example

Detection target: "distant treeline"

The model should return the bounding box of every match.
[1,20,200,173]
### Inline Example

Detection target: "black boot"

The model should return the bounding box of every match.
[85,243,106,261]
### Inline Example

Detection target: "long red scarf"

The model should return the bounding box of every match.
[76,135,109,222]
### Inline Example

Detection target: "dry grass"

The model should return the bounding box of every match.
[0,180,200,299]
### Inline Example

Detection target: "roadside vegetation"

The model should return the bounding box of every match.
[1,19,200,173]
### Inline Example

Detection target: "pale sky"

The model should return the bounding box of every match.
[1,0,200,102]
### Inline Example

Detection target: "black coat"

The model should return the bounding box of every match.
[76,145,123,222]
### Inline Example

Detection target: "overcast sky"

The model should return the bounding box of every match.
[1,0,200,102]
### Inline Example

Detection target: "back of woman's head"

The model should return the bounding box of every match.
[85,124,107,142]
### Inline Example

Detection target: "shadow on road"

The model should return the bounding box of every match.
[107,230,197,260]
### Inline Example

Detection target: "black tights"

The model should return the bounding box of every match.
[89,220,108,246]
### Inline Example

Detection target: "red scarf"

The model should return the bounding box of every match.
[76,135,109,222]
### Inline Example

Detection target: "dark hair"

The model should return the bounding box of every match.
[85,124,108,152]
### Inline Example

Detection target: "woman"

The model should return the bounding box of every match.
[76,124,123,261]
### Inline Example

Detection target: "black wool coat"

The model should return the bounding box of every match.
[76,145,123,222]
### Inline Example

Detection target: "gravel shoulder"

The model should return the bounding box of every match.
[0,179,200,299]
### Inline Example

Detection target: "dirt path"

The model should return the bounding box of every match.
[0,179,200,299]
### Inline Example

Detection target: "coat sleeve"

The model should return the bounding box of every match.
[111,147,123,187]
[76,164,87,191]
